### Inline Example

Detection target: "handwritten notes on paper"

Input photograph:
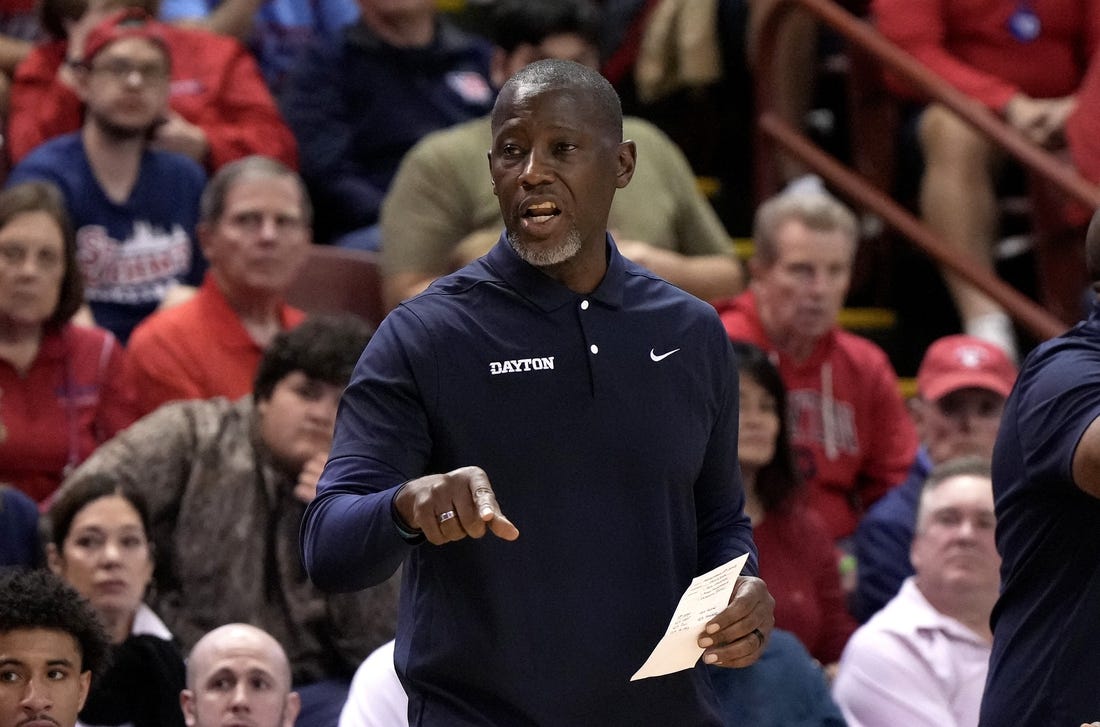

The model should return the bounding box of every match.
[630,553,749,681]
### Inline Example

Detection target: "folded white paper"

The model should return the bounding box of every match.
[630,553,750,681]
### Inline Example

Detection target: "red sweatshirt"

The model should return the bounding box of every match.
[872,0,1099,112]
[754,503,857,664]
[0,324,136,504]
[717,291,917,540]
[8,26,297,171]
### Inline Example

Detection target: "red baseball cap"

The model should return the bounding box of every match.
[917,334,1018,401]
[81,8,170,66]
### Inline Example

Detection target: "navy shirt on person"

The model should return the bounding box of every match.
[979,299,1100,727]
[851,448,932,622]
[279,17,494,242]
[0,485,40,568]
[7,133,206,343]
[302,235,757,726]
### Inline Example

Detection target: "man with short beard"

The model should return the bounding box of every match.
[379,0,743,311]
[6,8,205,343]
[303,59,774,725]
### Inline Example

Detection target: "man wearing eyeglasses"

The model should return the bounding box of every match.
[125,155,311,417]
[5,8,206,343]
[7,0,298,173]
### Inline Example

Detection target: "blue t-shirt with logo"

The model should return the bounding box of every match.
[8,133,206,343]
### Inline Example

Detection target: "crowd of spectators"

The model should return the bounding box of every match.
[1,0,1097,725]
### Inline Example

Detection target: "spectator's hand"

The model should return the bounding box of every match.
[70,303,97,328]
[293,451,328,503]
[157,283,197,310]
[1006,94,1077,148]
[394,465,519,545]
[150,112,210,165]
[697,575,775,668]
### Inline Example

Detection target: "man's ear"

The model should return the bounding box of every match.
[487,151,497,196]
[196,222,215,263]
[71,65,92,103]
[283,691,302,727]
[180,689,197,726]
[906,530,924,576]
[77,670,91,711]
[615,140,637,189]
[747,255,765,282]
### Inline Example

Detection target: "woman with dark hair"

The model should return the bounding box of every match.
[0,181,135,504]
[733,340,856,674]
[48,474,186,727]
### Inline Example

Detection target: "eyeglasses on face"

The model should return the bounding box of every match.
[88,59,170,84]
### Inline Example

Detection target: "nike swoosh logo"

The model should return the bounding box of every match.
[650,348,681,362]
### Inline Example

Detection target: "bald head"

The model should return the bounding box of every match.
[181,624,299,727]
[185,623,290,688]
[491,58,622,141]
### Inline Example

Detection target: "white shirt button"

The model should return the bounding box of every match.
[580,300,590,310]
[590,344,599,354]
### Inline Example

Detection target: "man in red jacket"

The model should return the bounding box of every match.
[6,0,296,172]
[714,185,917,543]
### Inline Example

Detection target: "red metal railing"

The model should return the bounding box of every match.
[753,0,1091,340]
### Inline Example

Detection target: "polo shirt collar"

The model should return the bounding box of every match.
[199,272,300,351]
[895,578,988,646]
[483,232,626,312]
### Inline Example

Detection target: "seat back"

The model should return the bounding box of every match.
[285,245,386,330]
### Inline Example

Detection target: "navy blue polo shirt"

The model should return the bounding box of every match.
[279,19,494,238]
[851,448,931,622]
[980,300,1100,726]
[303,235,757,726]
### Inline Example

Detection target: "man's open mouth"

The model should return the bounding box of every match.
[522,201,561,224]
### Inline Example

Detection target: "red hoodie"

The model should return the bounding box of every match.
[8,26,297,171]
[716,290,917,540]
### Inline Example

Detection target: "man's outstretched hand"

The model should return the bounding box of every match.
[395,466,520,545]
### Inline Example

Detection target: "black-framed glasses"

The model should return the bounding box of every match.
[88,59,169,84]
